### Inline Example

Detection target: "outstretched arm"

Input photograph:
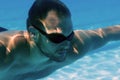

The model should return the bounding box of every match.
[73,25,120,55]
[101,25,120,41]
[86,25,120,50]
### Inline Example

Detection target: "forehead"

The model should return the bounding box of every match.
[40,10,73,35]
[46,10,58,17]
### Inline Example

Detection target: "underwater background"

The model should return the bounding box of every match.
[0,0,120,80]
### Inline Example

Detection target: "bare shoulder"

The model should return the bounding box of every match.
[0,31,22,52]
[70,30,91,59]
[0,31,30,58]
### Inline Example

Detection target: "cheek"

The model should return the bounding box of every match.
[43,41,56,52]
[40,36,57,52]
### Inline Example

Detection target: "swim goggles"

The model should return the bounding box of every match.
[32,25,74,43]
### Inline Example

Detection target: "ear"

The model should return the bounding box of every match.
[28,26,40,42]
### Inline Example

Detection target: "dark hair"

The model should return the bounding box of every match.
[27,0,71,30]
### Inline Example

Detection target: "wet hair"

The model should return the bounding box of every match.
[27,0,71,31]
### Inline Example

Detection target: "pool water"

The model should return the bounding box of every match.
[42,41,120,80]
[0,0,120,80]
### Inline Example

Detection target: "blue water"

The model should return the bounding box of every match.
[0,0,120,80]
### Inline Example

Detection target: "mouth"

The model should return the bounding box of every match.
[47,49,69,62]
[57,50,67,57]
[51,50,68,62]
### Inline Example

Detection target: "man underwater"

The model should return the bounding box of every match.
[0,0,120,80]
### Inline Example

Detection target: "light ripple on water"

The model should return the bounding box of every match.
[40,45,120,80]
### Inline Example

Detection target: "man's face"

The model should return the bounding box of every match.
[37,10,73,62]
